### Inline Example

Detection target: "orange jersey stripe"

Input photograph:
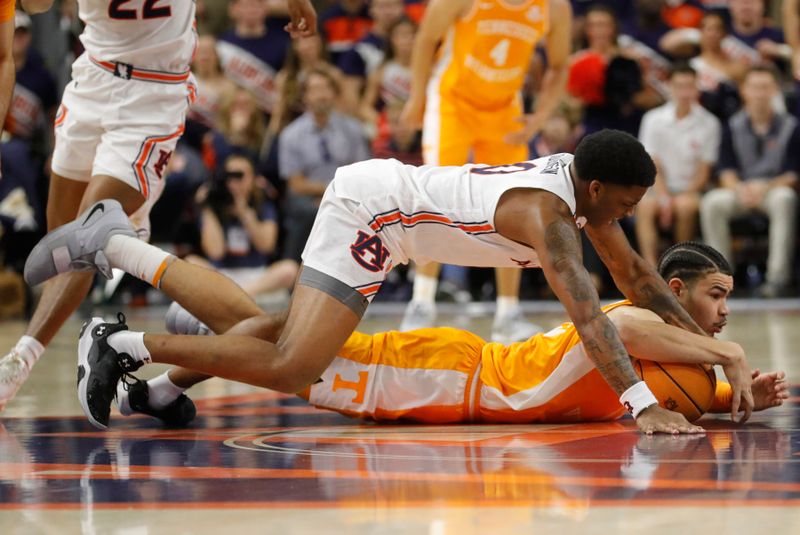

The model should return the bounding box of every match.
[368,211,494,233]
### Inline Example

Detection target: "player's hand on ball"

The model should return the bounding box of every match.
[635,404,705,435]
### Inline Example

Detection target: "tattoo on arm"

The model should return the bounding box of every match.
[635,280,707,336]
[543,218,640,394]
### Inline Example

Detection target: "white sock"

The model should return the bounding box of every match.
[496,296,519,319]
[412,274,438,303]
[15,336,44,369]
[146,372,186,410]
[105,234,172,288]
[107,331,151,365]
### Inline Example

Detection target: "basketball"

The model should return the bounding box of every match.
[633,359,717,422]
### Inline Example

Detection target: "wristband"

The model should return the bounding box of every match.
[620,381,659,419]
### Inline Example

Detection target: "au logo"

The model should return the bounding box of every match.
[350,231,390,272]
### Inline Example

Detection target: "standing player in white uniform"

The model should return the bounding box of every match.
[0,0,318,409]
[25,129,753,434]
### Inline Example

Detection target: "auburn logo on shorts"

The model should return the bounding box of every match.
[350,231,390,272]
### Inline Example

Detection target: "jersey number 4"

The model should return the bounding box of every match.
[109,0,171,20]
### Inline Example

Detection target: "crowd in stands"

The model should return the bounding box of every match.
[2,0,800,309]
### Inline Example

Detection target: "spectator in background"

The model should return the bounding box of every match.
[338,0,406,114]
[690,12,746,120]
[568,4,662,136]
[528,110,578,159]
[0,12,57,247]
[636,65,720,267]
[700,66,799,297]
[279,68,369,262]
[618,0,674,100]
[269,34,343,138]
[217,0,292,114]
[8,12,57,148]
[663,0,787,69]
[359,16,414,140]
[203,86,266,173]
[319,0,372,66]
[186,34,238,150]
[371,101,422,165]
[192,154,298,297]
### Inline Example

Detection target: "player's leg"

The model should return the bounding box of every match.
[672,191,700,244]
[402,99,471,331]
[475,111,541,344]
[0,72,107,408]
[302,327,484,422]
[634,192,661,267]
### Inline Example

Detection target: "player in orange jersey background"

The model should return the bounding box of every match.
[399,0,573,344]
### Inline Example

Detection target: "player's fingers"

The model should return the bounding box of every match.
[751,369,760,379]
[739,390,754,423]
[730,389,741,421]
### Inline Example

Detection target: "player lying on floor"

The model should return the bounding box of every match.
[116,241,787,428]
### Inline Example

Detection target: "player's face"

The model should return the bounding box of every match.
[676,273,733,337]
[587,182,648,226]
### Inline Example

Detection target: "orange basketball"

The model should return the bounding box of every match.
[633,359,717,422]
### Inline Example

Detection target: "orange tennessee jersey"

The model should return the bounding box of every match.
[479,300,632,423]
[0,0,14,23]
[432,0,548,110]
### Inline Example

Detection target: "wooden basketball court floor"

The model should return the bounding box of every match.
[1,301,799,533]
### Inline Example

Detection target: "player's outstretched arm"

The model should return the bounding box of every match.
[20,0,54,14]
[400,0,471,128]
[586,221,707,336]
[496,190,702,434]
[505,0,571,145]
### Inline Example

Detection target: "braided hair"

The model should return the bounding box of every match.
[657,242,732,286]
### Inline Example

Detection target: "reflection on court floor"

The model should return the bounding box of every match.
[1,390,798,511]
[0,306,799,532]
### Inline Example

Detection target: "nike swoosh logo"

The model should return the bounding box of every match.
[83,202,105,225]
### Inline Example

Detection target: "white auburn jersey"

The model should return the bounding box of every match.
[331,153,586,268]
[77,0,196,71]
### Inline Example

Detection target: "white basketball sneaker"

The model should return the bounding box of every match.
[399,300,437,331]
[491,307,543,345]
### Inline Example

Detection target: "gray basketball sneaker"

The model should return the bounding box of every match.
[24,199,136,287]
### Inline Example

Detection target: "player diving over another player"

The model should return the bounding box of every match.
[25,130,756,434]
[122,241,790,427]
